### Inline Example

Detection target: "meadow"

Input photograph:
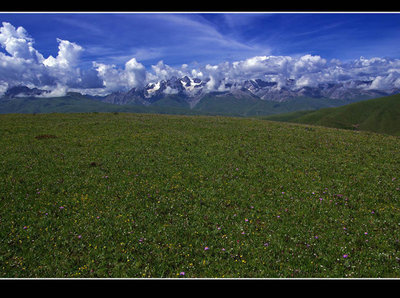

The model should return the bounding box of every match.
[1,112,400,278]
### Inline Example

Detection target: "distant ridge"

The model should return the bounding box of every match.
[262,93,400,136]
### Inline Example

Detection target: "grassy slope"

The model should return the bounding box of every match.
[1,112,400,278]
[193,95,348,117]
[262,93,400,136]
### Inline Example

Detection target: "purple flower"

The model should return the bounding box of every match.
[343,254,349,258]
[204,246,209,251]
[180,272,185,276]
[264,242,269,247]
[23,226,27,230]
[59,206,64,210]
[77,235,82,239]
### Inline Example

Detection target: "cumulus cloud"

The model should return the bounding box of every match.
[0,22,44,62]
[0,22,85,95]
[1,21,400,97]
[93,57,147,92]
[43,38,83,69]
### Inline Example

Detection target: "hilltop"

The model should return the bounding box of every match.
[262,93,400,136]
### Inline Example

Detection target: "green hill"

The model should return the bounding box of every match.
[0,92,358,117]
[192,94,350,116]
[0,94,213,116]
[262,93,400,136]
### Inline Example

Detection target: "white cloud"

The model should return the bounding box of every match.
[163,86,179,94]
[93,57,147,92]
[0,22,44,62]
[43,38,83,69]
[1,21,400,97]
[124,57,147,88]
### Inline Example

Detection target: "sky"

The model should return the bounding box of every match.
[1,12,400,95]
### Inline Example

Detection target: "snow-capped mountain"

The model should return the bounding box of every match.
[101,76,398,107]
[2,77,399,113]
[102,76,206,107]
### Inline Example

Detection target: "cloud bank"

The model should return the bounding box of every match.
[1,21,400,97]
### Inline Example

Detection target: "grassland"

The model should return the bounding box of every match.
[1,112,400,278]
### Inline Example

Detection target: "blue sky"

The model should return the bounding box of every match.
[1,12,400,95]
[1,12,400,68]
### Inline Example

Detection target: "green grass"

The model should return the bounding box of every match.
[1,112,400,278]
[261,93,400,136]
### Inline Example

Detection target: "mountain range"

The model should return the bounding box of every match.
[101,76,396,108]
[1,76,400,117]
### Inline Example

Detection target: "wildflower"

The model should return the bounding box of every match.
[59,206,64,210]
[264,242,269,247]
[180,272,185,276]
[244,218,249,222]
[204,246,209,251]
[23,226,27,230]
[222,248,226,251]
[77,235,82,239]
[343,254,349,258]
